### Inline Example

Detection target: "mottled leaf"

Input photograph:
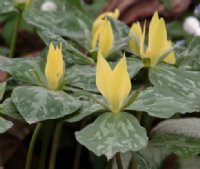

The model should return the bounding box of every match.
[23,7,93,49]
[66,90,105,122]
[151,118,200,158]
[11,86,81,123]
[76,112,148,160]
[65,65,97,92]
[149,63,200,113]
[37,30,94,65]
[127,87,195,118]
[0,57,46,86]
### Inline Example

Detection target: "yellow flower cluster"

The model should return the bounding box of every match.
[129,12,175,67]
[45,11,175,114]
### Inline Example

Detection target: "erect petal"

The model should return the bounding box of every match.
[129,22,143,56]
[149,18,168,66]
[96,52,112,100]
[92,19,104,37]
[148,12,160,48]
[92,21,104,50]
[163,41,176,64]
[140,23,146,58]
[99,20,114,56]
[109,55,131,113]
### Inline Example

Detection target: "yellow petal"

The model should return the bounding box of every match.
[99,20,114,56]
[96,52,112,100]
[163,41,176,64]
[92,9,119,37]
[96,53,131,113]
[140,23,146,58]
[148,17,168,66]
[92,19,104,37]
[109,54,131,113]
[129,22,143,56]
[148,12,160,48]
[45,43,64,90]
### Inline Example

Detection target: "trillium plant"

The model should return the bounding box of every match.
[1,0,200,169]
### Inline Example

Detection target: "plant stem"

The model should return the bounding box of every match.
[48,122,63,169]
[72,119,88,169]
[9,10,22,58]
[130,158,137,169]
[39,122,53,169]
[116,153,123,169]
[25,123,42,169]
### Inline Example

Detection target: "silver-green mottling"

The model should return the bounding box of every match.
[0,57,46,86]
[76,112,148,160]
[11,86,81,124]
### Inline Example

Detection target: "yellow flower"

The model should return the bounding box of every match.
[129,12,175,67]
[45,43,64,90]
[96,52,131,113]
[92,9,120,56]
[92,19,114,56]
[92,9,120,36]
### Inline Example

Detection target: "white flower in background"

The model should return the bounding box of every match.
[40,1,57,12]
[183,16,200,35]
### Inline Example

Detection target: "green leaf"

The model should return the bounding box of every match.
[108,17,129,43]
[0,82,6,100]
[151,118,200,158]
[0,57,46,86]
[65,65,97,92]
[1,98,24,121]
[149,63,200,109]
[0,0,16,14]
[66,89,105,122]
[0,117,13,133]
[37,30,94,65]
[11,86,81,123]
[127,58,144,78]
[127,87,194,118]
[23,8,93,49]
[76,112,148,160]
